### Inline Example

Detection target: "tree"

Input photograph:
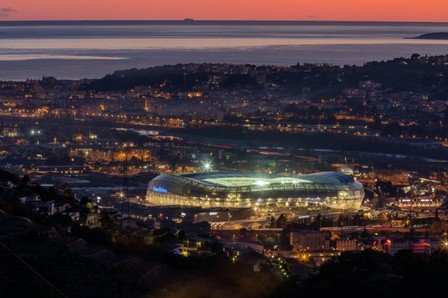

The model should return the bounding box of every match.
[176,229,186,241]
[429,220,448,235]
[239,228,248,239]
[70,223,113,246]
[378,212,389,224]
[19,175,30,187]
[99,210,114,229]
[276,214,288,228]
[411,53,421,60]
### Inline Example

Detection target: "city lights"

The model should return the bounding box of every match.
[2,11,448,297]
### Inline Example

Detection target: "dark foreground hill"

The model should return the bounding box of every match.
[0,169,280,298]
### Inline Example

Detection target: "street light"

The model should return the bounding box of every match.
[443,241,448,250]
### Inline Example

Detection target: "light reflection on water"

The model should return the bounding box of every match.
[2,37,448,50]
[0,54,128,61]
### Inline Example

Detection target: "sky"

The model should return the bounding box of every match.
[0,0,448,22]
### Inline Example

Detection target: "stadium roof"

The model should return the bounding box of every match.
[181,171,355,186]
[148,171,361,195]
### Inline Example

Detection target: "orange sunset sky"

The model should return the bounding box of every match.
[0,0,447,22]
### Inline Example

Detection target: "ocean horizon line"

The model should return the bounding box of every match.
[1,19,448,25]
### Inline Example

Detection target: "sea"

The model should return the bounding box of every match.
[1,21,448,80]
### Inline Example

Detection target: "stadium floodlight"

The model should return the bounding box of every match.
[202,161,212,172]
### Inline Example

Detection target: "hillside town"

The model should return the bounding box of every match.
[2,55,448,297]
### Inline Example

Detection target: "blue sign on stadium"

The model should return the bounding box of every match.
[152,186,168,193]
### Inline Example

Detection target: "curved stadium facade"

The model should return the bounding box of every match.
[146,171,364,211]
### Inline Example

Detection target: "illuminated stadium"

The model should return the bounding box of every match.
[146,171,364,212]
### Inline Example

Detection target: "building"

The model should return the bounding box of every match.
[389,197,444,210]
[19,196,70,216]
[226,241,265,254]
[290,231,329,251]
[388,239,433,255]
[335,239,358,251]
[146,171,364,212]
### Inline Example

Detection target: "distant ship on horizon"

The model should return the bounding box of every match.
[183,18,195,22]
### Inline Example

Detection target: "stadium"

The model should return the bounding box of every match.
[146,171,364,212]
